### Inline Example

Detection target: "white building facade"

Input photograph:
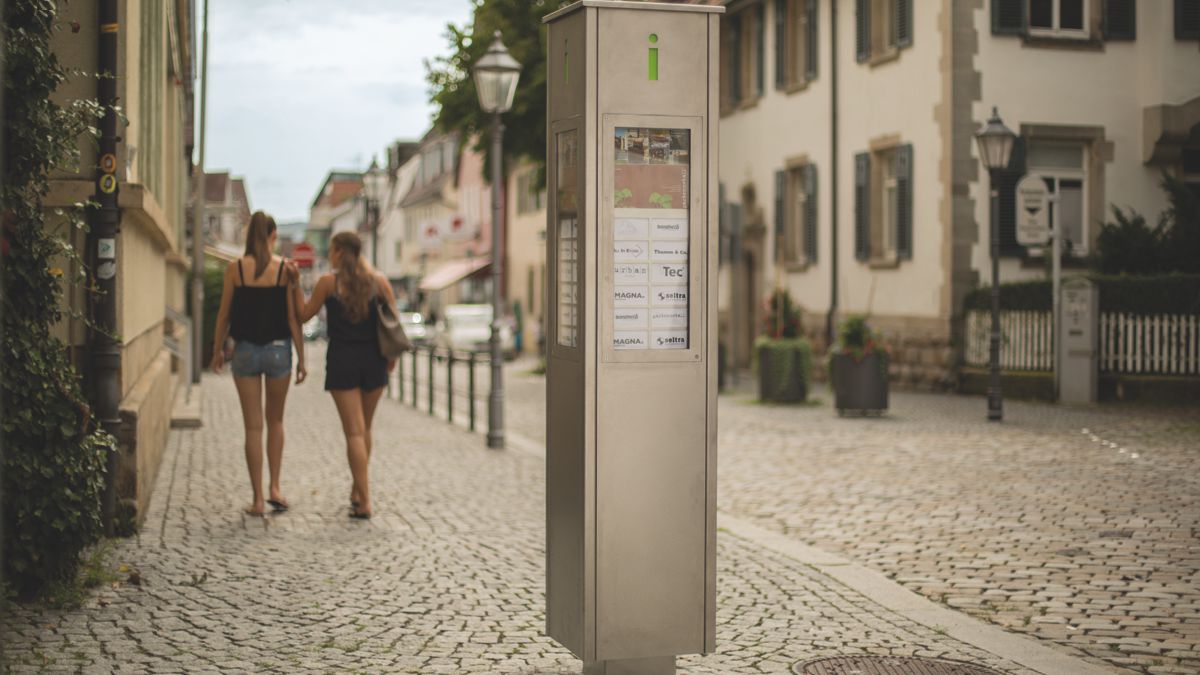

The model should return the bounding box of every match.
[717,0,1200,387]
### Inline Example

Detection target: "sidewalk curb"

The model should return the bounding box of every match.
[504,429,1118,675]
[717,515,1120,675]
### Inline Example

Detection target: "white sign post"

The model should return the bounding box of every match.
[1015,175,1050,246]
[1015,175,1060,399]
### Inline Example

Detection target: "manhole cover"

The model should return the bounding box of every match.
[793,655,1004,675]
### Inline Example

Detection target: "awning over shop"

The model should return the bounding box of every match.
[418,257,491,292]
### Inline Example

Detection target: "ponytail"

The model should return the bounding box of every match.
[331,231,373,323]
[244,211,277,278]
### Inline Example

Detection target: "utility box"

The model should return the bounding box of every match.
[1060,276,1098,404]
[543,2,722,673]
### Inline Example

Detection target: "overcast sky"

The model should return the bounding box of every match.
[201,0,474,223]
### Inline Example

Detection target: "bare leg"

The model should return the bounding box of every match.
[233,376,265,515]
[264,374,291,506]
[331,389,371,517]
[351,387,386,506]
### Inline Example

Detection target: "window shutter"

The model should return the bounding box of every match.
[775,0,787,89]
[1104,0,1137,39]
[996,137,1027,257]
[896,144,913,260]
[896,0,913,48]
[730,15,742,103]
[805,0,819,81]
[992,0,1026,35]
[854,153,870,261]
[856,0,870,62]
[804,163,818,263]
[757,4,766,96]
[1178,0,1200,39]
[774,169,786,239]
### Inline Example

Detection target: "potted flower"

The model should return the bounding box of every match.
[829,315,889,415]
[755,290,811,403]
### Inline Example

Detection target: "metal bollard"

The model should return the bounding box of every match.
[397,351,405,401]
[428,348,435,416]
[468,351,477,432]
[447,350,455,423]
[411,348,419,408]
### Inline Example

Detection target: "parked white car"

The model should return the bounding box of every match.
[436,304,516,359]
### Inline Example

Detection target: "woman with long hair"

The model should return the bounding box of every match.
[211,211,306,516]
[291,231,396,519]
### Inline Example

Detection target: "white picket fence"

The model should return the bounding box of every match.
[964,310,1200,375]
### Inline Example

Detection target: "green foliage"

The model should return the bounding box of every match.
[762,289,803,339]
[649,192,673,209]
[614,187,632,207]
[196,258,225,367]
[1097,174,1200,275]
[830,315,889,362]
[962,274,1200,315]
[2,0,112,599]
[426,0,572,181]
[754,336,811,403]
[1096,206,1165,275]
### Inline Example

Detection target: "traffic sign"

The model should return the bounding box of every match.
[292,241,315,268]
[1015,175,1050,246]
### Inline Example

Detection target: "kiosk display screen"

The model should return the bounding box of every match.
[556,129,580,348]
[612,127,690,351]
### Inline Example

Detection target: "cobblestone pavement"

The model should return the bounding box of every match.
[0,344,1050,674]
[485,362,1199,675]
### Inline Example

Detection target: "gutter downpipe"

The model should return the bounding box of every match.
[191,0,208,384]
[94,0,123,536]
[825,0,840,347]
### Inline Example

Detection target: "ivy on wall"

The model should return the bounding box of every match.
[2,0,114,599]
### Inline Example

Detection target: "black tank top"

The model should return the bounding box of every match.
[325,281,378,344]
[229,259,290,345]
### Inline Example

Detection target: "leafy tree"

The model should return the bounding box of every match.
[2,0,114,599]
[1097,174,1200,275]
[426,0,571,180]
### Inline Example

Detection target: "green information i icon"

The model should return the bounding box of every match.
[648,33,658,81]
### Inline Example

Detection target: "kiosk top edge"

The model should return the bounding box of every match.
[543,0,724,24]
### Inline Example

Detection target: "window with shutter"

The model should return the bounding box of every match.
[1178,0,1200,39]
[775,0,787,89]
[774,170,786,242]
[896,144,913,260]
[996,137,1027,257]
[804,164,818,263]
[806,0,819,81]
[854,153,870,261]
[992,0,1026,35]
[1103,0,1137,40]
[756,3,766,96]
[896,0,913,47]
[856,0,870,62]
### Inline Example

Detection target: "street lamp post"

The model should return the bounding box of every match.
[975,107,1016,422]
[363,158,386,270]
[474,31,521,450]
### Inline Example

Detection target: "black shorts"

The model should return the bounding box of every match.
[325,340,388,391]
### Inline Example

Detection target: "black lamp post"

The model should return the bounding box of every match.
[363,158,387,270]
[473,31,521,450]
[975,107,1016,422]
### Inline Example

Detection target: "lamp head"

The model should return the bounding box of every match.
[975,106,1016,171]
[473,30,522,114]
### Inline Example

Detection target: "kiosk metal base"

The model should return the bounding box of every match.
[583,656,675,675]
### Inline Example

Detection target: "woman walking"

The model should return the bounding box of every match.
[291,231,395,519]
[211,211,306,516]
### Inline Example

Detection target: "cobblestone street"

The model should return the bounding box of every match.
[1,346,1191,673]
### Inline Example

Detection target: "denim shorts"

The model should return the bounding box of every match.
[231,340,292,379]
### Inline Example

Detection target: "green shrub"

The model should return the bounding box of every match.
[762,288,803,339]
[2,0,113,599]
[829,315,890,361]
[195,257,226,367]
[755,336,811,403]
[962,274,1200,315]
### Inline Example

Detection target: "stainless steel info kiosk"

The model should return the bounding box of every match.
[544,3,722,674]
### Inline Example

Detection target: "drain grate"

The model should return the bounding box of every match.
[792,655,1005,675]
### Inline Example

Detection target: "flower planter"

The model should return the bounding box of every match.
[757,339,810,404]
[831,353,888,415]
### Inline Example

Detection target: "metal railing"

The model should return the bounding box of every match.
[388,344,491,432]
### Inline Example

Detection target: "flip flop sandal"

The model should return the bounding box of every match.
[267,499,290,513]
[348,509,371,520]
